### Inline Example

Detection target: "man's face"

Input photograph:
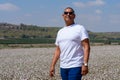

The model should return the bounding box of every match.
[62,8,75,22]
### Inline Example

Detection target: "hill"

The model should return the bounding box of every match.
[0,23,120,44]
[0,23,60,39]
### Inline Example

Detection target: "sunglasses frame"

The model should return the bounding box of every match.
[64,12,74,15]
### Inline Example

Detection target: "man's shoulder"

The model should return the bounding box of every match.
[74,24,84,28]
[73,24,86,30]
[57,27,65,34]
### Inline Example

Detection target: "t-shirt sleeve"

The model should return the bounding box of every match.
[55,32,59,46]
[80,26,89,41]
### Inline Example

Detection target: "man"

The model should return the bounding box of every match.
[49,7,90,80]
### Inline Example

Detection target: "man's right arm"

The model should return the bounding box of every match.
[49,46,60,77]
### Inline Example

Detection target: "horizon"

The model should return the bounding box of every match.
[0,22,120,33]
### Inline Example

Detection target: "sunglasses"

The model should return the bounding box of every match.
[64,12,74,15]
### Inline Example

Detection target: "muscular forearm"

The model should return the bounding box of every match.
[81,39,90,75]
[82,39,90,63]
[83,45,90,63]
[49,46,60,77]
[51,46,60,67]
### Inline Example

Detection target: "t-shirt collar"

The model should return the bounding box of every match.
[65,23,76,27]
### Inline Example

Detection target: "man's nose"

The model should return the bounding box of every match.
[67,13,70,15]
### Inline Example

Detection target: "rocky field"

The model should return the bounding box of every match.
[0,45,120,80]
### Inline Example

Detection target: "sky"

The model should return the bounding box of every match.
[0,0,120,32]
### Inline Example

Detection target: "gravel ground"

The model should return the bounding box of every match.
[0,45,120,80]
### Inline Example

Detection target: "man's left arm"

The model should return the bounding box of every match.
[81,38,90,75]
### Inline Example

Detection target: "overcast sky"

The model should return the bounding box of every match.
[0,0,120,32]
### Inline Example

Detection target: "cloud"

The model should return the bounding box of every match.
[24,14,32,17]
[72,2,85,8]
[0,3,19,11]
[88,0,105,6]
[73,0,105,8]
[95,9,102,14]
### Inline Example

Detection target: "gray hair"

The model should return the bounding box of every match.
[64,7,75,13]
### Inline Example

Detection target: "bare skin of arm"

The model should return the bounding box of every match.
[81,38,90,75]
[49,46,60,77]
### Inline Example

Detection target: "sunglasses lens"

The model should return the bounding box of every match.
[64,12,68,14]
[64,12,74,15]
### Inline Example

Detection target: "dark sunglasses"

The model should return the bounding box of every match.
[64,12,74,15]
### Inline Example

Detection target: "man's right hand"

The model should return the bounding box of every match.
[49,66,55,77]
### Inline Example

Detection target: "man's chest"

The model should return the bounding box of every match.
[58,28,81,42]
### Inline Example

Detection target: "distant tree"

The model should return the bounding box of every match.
[3,35,8,39]
[21,34,30,38]
[45,35,52,38]
[104,40,111,45]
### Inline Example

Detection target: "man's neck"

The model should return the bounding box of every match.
[66,22,75,26]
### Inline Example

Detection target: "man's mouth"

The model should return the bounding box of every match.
[66,16,71,19]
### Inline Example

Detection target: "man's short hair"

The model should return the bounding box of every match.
[64,7,75,13]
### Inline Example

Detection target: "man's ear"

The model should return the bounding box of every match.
[73,14,76,18]
[62,14,65,18]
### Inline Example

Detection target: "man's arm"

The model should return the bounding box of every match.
[49,46,60,77]
[81,38,90,75]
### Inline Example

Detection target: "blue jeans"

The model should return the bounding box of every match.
[60,67,82,80]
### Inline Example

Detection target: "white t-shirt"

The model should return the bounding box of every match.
[55,24,89,68]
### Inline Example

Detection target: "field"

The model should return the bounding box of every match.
[0,45,120,80]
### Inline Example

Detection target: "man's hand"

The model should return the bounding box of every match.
[81,65,89,75]
[49,66,55,77]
